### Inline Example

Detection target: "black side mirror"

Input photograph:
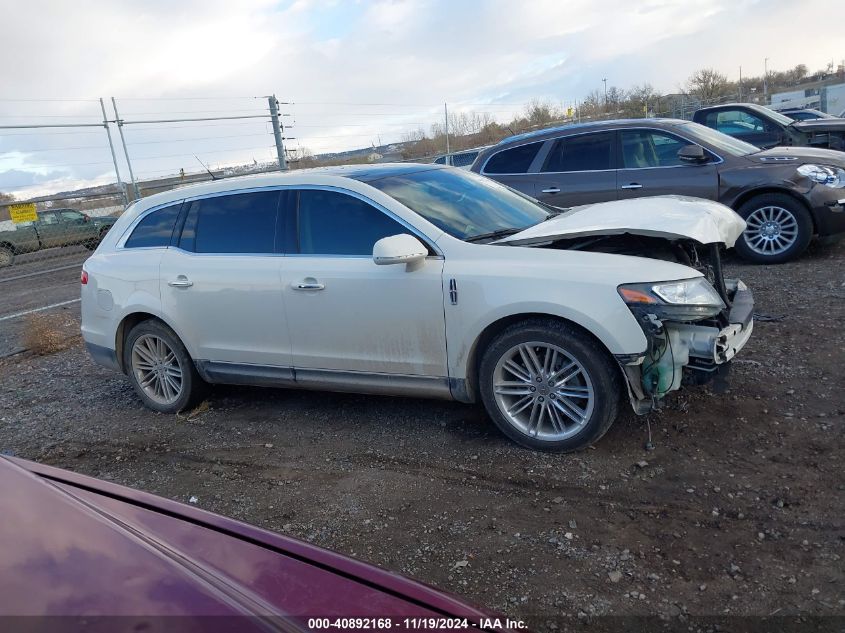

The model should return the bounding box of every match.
[678,144,708,163]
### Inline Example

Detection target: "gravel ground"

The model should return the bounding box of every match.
[0,240,843,631]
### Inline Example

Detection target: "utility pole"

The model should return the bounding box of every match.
[268,95,287,171]
[111,97,140,201]
[99,98,127,206]
[739,66,743,101]
[602,78,608,114]
[444,103,450,155]
[763,58,769,101]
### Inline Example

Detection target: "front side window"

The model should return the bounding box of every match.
[542,132,613,172]
[620,130,693,168]
[483,142,543,174]
[179,191,280,254]
[125,203,181,248]
[715,110,771,133]
[296,190,406,256]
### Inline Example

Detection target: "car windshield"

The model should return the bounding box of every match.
[364,167,550,240]
[680,122,761,156]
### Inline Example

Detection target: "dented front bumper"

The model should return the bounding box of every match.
[617,281,754,414]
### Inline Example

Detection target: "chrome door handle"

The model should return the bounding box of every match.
[293,282,325,290]
[541,187,561,194]
[620,183,643,190]
[168,277,193,288]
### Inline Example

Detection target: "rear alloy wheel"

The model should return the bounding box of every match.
[0,246,13,268]
[124,320,206,413]
[479,319,620,452]
[735,194,812,264]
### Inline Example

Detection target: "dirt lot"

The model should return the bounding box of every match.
[0,241,843,631]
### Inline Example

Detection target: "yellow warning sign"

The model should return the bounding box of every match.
[9,203,37,224]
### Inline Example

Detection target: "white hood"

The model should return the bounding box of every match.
[496,196,747,248]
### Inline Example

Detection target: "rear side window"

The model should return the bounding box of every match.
[452,151,478,167]
[125,203,181,248]
[542,132,613,172]
[179,191,280,254]
[297,190,406,256]
[483,142,543,174]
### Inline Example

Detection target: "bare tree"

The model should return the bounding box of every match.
[686,68,730,101]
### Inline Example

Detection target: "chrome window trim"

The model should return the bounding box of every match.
[120,184,443,258]
[482,126,725,176]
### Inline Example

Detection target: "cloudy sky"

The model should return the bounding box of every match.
[1,0,842,197]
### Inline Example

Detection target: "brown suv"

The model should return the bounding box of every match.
[471,119,845,263]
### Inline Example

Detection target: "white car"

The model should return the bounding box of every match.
[81,165,754,452]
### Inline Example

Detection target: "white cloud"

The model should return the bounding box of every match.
[0,0,843,196]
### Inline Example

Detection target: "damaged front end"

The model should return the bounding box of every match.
[495,196,755,414]
[497,196,754,414]
[615,244,754,413]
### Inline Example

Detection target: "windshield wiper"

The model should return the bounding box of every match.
[464,228,522,243]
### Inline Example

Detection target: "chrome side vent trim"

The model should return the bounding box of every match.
[449,278,458,305]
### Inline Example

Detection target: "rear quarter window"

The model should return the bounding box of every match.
[124,203,181,248]
[483,142,543,174]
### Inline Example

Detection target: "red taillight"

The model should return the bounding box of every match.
[81,270,88,285]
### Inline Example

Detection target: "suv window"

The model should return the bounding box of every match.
[483,142,543,174]
[542,132,613,172]
[179,191,280,254]
[451,151,479,167]
[714,110,772,133]
[297,189,406,256]
[620,130,693,168]
[125,203,181,248]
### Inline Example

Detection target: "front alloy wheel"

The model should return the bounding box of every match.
[735,193,813,264]
[742,206,799,256]
[492,342,595,441]
[479,319,620,452]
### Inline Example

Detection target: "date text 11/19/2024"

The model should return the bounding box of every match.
[306,617,528,630]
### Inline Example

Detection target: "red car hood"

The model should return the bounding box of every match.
[0,457,498,630]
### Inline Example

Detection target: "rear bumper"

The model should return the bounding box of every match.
[85,341,120,372]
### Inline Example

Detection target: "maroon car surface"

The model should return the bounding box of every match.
[0,456,506,632]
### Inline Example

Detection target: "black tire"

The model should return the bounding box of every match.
[478,318,621,452]
[0,246,14,268]
[123,319,208,414]
[734,193,813,264]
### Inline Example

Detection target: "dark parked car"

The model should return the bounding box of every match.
[471,119,845,263]
[775,107,836,121]
[0,456,502,629]
[693,103,845,151]
[0,208,116,267]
